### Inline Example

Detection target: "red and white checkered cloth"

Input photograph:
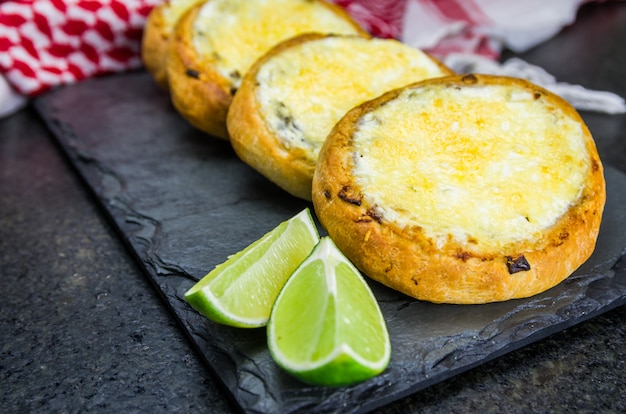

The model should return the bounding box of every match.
[0,0,615,116]
[0,0,160,97]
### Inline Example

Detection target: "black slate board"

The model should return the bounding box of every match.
[34,70,626,413]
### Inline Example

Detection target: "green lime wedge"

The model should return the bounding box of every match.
[267,236,391,387]
[184,208,320,328]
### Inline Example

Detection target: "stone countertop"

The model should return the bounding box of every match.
[2,3,626,413]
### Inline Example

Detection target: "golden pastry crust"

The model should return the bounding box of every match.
[227,34,452,200]
[142,0,205,90]
[167,0,368,140]
[166,3,232,139]
[142,3,170,89]
[312,74,606,304]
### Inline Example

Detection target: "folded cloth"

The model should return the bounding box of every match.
[334,0,593,58]
[0,71,27,118]
[445,53,626,114]
[0,0,161,97]
[336,0,624,114]
[0,0,624,117]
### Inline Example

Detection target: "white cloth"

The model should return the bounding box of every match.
[401,0,591,57]
[0,74,27,118]
[445,53,626,114]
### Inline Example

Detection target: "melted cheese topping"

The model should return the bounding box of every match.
[256,36,448,162]
[162,0,204,32]
[353,84,590,249]
[192,0,361,87]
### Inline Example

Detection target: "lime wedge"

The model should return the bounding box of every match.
[267,237,391,387]
[185,208,320,328]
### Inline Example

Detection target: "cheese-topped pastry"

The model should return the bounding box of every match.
[312,74,606,304]
[227,34,452,199]
[142,0,205,89]
[167,0,367,140]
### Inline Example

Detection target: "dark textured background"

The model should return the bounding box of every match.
[2,2,626,413]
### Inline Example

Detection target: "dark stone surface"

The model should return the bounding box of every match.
[0,107,235,413]
[2,2,626,413]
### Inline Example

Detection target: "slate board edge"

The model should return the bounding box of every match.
[32,88,626,414]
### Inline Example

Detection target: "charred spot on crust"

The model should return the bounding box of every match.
[506,255,531,274]
[592,159,600,172]
[323,190,331,199]
[533,91,542,100]
[230,87,238,96]
[366,207,383,223]
[455,251,472,262]
[338,186,362,206]
[185,68,200,79]
[461,73,478,84]
[355,207,383,224]
[552,231,570,247]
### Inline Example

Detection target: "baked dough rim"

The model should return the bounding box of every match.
[227,33,452,200]
[142,3,171,90]
[167,0,368,141]
[312,74,606,304]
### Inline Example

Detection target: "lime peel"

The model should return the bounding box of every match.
[267,236,391,387]
[184,208,320,328]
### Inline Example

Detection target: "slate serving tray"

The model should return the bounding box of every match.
[34,71,626,413]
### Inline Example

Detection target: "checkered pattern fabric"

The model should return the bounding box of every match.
[0,0,161,96]
[0,0,595,99]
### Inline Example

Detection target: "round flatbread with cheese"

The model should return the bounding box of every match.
[142,0,205,90]
[227,34,452,199]
[167,0,367,140]
[312,74,606,304]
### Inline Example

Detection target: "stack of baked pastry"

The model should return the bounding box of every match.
[142,0,606,304]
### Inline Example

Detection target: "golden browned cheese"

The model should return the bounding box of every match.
[227,34,453,199]
[166,0,368,140]
[312,74,606,304]
[141,0,205,90]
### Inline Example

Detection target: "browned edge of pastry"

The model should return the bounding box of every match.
[312,74,606,304]
[227,33,370,200]
[166,0,368,141]
[228,33,451,200]
[142,3,172,91]
[166,2,232,140]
